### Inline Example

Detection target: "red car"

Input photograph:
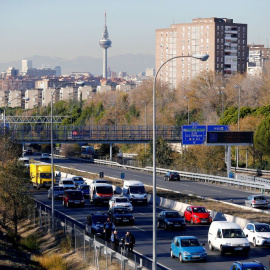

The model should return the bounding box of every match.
[184,206,212,225]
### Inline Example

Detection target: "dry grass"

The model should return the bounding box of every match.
[33,253,68,270]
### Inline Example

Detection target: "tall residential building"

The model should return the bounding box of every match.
[22,60,32,75]
[156,17,248,88]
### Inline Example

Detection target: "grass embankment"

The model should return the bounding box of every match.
[56,165,270,224]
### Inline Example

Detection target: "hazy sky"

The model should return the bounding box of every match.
[1,0,270,63]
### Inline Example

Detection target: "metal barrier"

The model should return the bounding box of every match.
[33,200,166,270]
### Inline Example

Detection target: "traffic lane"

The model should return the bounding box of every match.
[33,190,270,270]
[50,156,270,209]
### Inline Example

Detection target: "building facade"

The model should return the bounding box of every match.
[22,60,32,75]
[156,17,248,88]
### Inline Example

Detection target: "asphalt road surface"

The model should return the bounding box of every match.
[30,154,270,269]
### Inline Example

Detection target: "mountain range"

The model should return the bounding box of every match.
[0,54,155,76]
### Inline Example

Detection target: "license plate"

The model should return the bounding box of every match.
[75,201,80,204]
[123,220,129,222]
[201,220,208,223]
[235,247,243,250]
[193,255,200,258]
[137,200,142,203]
[174,225,181,227]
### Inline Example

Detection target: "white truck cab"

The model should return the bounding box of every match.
[208,221,250,255]
[122,180,147,205]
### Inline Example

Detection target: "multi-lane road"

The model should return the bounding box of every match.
[31,155,270,269]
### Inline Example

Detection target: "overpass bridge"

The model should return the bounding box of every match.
[2,125,182,144]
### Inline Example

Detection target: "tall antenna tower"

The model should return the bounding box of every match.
[99,12,112,79]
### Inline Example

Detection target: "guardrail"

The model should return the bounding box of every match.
[34,200,166,270]
[232,167,270,177]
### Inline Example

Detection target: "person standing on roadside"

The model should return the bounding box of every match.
[103,218,114,242]
[124,231,136,251]
[111,230,120,252]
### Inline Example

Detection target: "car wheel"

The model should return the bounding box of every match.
[179,253,184,263]
[67,202,69,208]
[208,241,213,251]
[157,221,161,228]
[220,245,225,255]
[253,237,257,247]
[62,200,65,207]
[170,250,175,258]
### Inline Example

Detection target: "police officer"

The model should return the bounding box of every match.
[103,218,114,242]
[110,230,120,252]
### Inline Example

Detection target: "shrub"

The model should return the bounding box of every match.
[59,235,72,253]
[20,234,40,252]
[33,253,67,270]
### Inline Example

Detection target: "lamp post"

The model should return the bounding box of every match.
[234,84,241,168]
[142,101,148,153]
[183,96,190,125]
[51,81,84,233]
[152,54,209,269]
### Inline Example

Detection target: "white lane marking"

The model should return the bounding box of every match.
[133,225,146,231]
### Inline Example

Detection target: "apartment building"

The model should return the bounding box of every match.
[22,60,32,75]
[0,91,8,107]
[25,89,42,109]
[247,44,270,76]
[78,86,93,101]
[8,90,25,108]
[156,17,248,88]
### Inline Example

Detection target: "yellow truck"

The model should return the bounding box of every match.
[30,164,55,189]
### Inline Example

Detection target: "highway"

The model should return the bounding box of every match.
[31,155,270,269]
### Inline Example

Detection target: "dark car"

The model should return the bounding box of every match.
[63,190,85,208]
[77,184,90,198]
[85,212,115,237]
[48,186,65,199]
[164,172,180,181]
[230,261,267,270]
[108,207,135,225]
[24,149,33,155]
[157,210,186,230]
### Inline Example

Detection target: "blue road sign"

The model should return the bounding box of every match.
[207,125,229,131]
[182,125,206,145]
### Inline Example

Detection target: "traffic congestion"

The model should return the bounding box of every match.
[28,152,270,270]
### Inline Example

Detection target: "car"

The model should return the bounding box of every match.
[48,186,65,199]
[230,261,268,270]
[164,172,180,181]
[108,196,133,212]
[108,207,135,225]
[243,222,270,247]
[157,210,186,230]
[40,153,50,161]
[245,195,269,208]
[24,149,33,155]
[19,157,30,169]
[71,176,85,187]
[184,205,212,225]
[170,236,207,262]
[63,190,85,208]
[92,179,108,184]
[59,178,76,190]
[77,184,90,198]
[85,212,115,238]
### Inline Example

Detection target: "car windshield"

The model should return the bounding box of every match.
[255,224,270,232]
[115,208,129,214]
[54,187,64,191]
[181,239,200,247]
[67,191,82,199]
[192,207,207,213]
[96,186,113,194]
[40,173,51,179]
[222,229,245,238]
[129,186,145,194]
[92,216,108,224]
[116,198,128,203]
[254,196,266,201]
[63,181,74,185]
[165,212,181,218]
[80,185,89,190]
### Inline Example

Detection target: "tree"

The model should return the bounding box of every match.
[254,116,270,156]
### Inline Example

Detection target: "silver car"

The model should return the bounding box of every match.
[245,195,269,208]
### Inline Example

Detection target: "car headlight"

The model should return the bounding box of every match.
[244,243,250,246]
[193,215,199,218]
[116,218,121,220]
[166,221,173,225]
[201,252,207,256]
[257,235,264,239]
[183,251,191,256]
[144,195,147,198]
[69,200,74,202]
[225,243,232,246]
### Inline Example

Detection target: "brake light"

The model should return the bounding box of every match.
[252,200,256,203]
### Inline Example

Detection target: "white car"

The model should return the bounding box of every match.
[243,222,270,246]
[109,196,133,212]
[59,178,76,190]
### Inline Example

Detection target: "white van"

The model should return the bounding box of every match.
[90,183,113,205]
[122,180,147,205]
[208,221,250,255]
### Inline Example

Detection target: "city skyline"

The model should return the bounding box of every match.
[1,0,270,65]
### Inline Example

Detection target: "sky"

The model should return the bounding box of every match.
[1,0,270,63]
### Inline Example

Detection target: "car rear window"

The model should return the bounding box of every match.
[63,181,74,185]
[67,191,83,199]
[254,196,266,200]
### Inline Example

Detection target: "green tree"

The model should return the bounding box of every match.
[254,116,270,156]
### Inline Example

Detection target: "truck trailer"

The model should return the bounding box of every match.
[30,163,55,189]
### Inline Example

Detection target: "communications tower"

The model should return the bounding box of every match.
[99,12,112,79]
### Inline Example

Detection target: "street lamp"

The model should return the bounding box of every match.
[152,53,209,269]
[183,96,190,125]
[234,84,241,168]
[51,81,84,233]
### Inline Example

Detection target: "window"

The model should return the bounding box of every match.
[217,229,222,238]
